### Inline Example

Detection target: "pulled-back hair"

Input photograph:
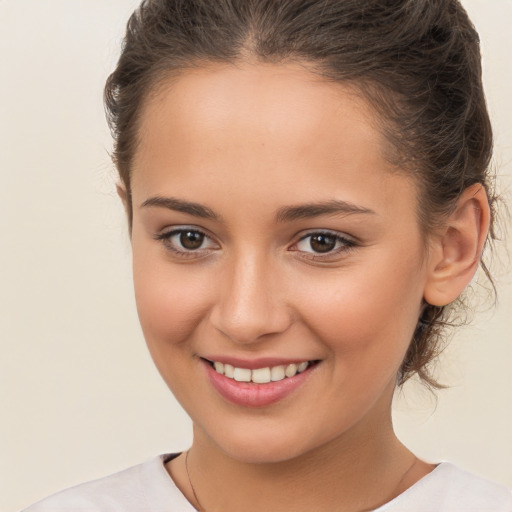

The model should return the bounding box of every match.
[104,0,495,388]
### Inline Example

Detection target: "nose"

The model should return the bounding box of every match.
[209,253,293,345]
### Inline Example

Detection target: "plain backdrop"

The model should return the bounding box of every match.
[0,1,511,510]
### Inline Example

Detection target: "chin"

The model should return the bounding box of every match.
[200,420,326,465]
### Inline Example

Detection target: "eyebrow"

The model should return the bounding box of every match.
[140,196,219,220]
[275,200,376,222]
[140,196,375,223]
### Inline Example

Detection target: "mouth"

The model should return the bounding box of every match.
[202,358,320,384]
[202,357,321,408]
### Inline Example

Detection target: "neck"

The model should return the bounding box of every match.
[168,413,431,512]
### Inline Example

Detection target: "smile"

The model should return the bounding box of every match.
[206,360,316,384]
[204,357,320,407]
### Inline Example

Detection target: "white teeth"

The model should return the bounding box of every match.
[224,364,235,378]
[212,361,313,383]
[297,361,308,373]
[214,362,224,375]
[251,367,271,384]
[285,363,298,378]
[233,367,251,382]
[270,365,285,381]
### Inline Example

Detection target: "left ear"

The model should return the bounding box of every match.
[423,183,490,307]
[116,183,128,210]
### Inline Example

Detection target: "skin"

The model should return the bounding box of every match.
[124,61,490,512]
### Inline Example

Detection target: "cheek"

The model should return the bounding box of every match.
[132,250,212,349]
[131,251,217,404]
[296,252,424,369]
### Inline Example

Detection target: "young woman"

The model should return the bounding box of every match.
[22,0,512,510]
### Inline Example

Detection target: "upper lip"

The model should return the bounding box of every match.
[201,355,319,369]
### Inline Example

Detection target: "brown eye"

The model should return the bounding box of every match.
[180,230,205,250]
[293,231,356,258]
[309,234,336,253]
[155,227,219,258]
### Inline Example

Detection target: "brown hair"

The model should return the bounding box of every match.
[104,0,496,388]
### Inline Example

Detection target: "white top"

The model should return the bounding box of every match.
[22,454,512,512]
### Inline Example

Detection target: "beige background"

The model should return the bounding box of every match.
[0,1,510,510]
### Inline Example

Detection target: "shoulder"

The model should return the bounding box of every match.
[430,463,512,511]
[379,463,512,512]
[21,454,195,512]
[22,460,151,511]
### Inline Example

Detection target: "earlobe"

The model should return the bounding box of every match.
[423,184,490,307]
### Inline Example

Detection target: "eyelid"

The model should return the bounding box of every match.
[289,229,357,258]
[154,225,220,257]
[294,228,356,245]
[153,225,357,261]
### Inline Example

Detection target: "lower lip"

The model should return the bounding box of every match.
[204,361,317,408]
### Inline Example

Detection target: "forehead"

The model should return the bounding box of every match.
[145,61,372,125]
[135,62,386,163]
[132,61,414,215]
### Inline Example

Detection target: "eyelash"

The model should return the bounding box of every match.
[154,227,357,260]
[291,231,357,261]
[154,227,218,259]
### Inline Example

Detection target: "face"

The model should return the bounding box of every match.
[130,62,429,463]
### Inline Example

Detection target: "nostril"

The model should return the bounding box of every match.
[209,300,294,345]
